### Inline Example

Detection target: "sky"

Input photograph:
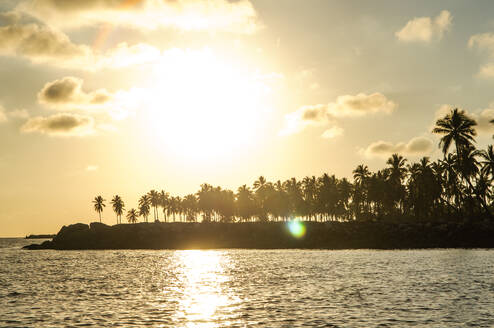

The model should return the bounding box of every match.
[1,0,494,236]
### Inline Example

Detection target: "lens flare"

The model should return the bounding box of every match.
[287,220,306,238]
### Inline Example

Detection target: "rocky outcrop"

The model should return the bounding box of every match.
[25,234,56,239]
[22,220,494,250]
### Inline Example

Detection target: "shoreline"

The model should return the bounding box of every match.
[23,220,494,250]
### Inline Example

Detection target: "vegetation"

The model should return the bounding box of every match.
[91,108,494,224]
[111,195,125,224]
[92,196,105,223]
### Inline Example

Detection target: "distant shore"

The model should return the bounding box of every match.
[25,234,56,239]
[23,220,494,250]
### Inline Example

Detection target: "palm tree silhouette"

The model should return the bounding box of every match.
[480,145,494,179]
[111,195,125,224]
[148,190,160,222]
[159,190,168,222]
[93,195,106,223]
[126,208,139,223]
[433,108,477,156]
[433,109,491,217]
[139,194,151,222]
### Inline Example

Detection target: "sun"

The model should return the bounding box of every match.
[142,48,271,160]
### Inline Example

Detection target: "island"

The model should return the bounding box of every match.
[23,220,494,250]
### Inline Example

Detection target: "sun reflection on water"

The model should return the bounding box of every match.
[172,250,240,327]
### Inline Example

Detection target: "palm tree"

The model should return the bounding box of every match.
[253,176,270,221]
[126,208,139,223]
[93,195,105,223]
[433,108,477,156]
[386,154,407,184]
[111,195,125,224]
[353,165,370,185]
[480,145,494,179]
[148,190,160,222]
[183,194,198,222]
[139,194,151,222]
[352,165,370,219]
[432,108,492,217]
[159,190,169,222]
[236,184,254,221]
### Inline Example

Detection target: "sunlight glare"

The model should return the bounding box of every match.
[143,49,271,160]
[173,250,240,327]
[287,220,306,238]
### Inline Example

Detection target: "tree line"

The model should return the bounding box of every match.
[92,108,494,224]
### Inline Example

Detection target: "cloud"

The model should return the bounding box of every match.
[396,10,452,42]
[279,104,332,136]
[7,109,29,119]
[362,136,434,158]
[468,33,494,78]
[0,105,7,123]
[0,104,30,123]
[0,21,92,63]
[475,108,494,133]
[321,126,344,139]
[434,104,494,136]
[17,0,261,34]
[86,165,98,171]
[21,113,95,136]
[280,92,396,137]
[326,93,396,117]
[36,76,145,121]
[0,16,161,70]
[38,76,112,109]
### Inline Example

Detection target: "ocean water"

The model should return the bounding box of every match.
[1,238,494,327]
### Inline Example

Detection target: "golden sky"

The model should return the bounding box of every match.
[1,0,494,236]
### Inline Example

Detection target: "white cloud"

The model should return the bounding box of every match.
[469,33,494,78]
[280,93,396,137]
[17,0,261,34]
[0,16,162,70]
[0,105,7,123]
[469,33,494,53]
[326,93,396,117]
[279,104,331,136]
[433,104,494,136]
[38,76,112,109]
[0,21,92,63]
[361,136,434,158]
[86,165,98,171]
[21,113,95,137]
[36,76,149,121]
[321,126,344,139]
[0,105,30,123]
[7,109,29,119]
[396,10,452,43]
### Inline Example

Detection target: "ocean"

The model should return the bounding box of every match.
[1,238,494,327]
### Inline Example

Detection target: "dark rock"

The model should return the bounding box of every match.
[22,220,494,250]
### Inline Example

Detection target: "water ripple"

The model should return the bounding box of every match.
[1,239,494,327]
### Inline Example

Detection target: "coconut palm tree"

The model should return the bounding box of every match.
[183,194,198,222]
[433,108,477,156]
[139,194,151,222]
[236,184,254,221]
[159,190,169,222]
[126,208,139,223]
[148,190,160,222]
[353,165,370,185]
[93,195,106,223]
[352,165,370,219]
[386,154,407,184]
[480,145,494,179]
[111,195,125,224]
